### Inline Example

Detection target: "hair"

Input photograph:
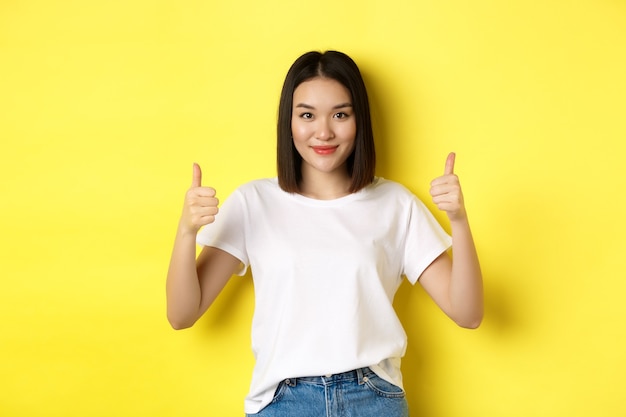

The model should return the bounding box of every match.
[277,50,376,194]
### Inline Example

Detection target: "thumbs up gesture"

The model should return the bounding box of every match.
[430,152,466,222]
[180,163,219,234]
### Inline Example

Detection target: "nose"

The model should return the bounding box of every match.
[315,119,335,141]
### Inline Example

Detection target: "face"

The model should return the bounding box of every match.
[291,77,356,181]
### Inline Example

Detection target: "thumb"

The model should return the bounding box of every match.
[192,163,202,187]
[444,152,456,175]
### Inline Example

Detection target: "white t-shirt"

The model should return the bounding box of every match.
[196,177,452,414]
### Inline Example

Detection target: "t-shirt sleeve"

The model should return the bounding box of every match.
[196,189,249,276]
[403,196,452,284]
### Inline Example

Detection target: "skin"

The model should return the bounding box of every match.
[291,77,356,199]
[166,78,483,330]
[421,152,483,328]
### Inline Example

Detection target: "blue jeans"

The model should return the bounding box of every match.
[246,367,409,417]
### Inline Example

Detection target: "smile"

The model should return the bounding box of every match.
[311,146,338,155]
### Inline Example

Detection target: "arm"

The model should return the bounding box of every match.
[166,163,241,330]
[418,153,483,329]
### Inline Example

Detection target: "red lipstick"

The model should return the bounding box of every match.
[312,146,338,155]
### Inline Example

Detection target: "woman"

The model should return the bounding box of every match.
[166,50,483,416]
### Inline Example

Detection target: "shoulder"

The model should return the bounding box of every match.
[367,177,416,201]
[365,178,434,214]
[236,177,278,191]
[233,177,284,199]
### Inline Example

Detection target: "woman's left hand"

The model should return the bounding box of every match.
[430,152,467,222]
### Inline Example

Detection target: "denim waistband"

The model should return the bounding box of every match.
[284,367,375,387]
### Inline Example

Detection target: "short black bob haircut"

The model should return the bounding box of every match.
[277,50,376,194]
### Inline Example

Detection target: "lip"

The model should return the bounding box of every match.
[311,145,338,155]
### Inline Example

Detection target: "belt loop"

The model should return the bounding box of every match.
[356,367,365,385]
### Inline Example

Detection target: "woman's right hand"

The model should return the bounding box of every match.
[179,163,219,235]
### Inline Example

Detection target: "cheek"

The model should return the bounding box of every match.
[290,120,308,141]
[339,121,357,141]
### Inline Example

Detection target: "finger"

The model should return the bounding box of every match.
[192,163,202,188]
[444,152,456,175]
[430,171,460,188]
[192,196,219,207]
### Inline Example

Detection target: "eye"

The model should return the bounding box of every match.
[299,112,313,119]
[334,112,350,119]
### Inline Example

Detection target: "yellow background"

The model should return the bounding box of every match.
[2,0,625,416]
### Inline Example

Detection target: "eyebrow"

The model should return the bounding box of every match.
[294,102,353,110]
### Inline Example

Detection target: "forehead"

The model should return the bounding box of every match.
[293,77,351,104]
